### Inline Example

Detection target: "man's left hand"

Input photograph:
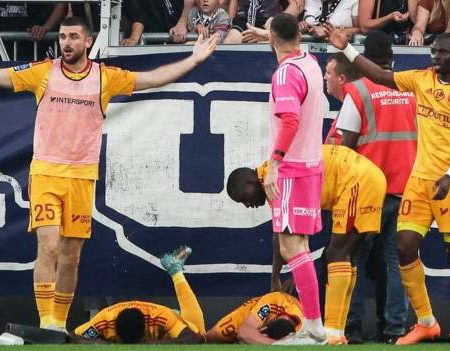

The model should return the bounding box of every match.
[433,174,450,200]
[264,160,280,202]
[192,33,219,64]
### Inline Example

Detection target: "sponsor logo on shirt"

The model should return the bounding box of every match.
[257,304,271,320]
[273,208,281,217]
[332,209,346,218]
[50,96,95,106]
[13,63,31,71]
[433,89,445,102]
[417,104,450,128]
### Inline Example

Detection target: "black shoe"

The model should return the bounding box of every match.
[384,334,402,344]
[345,326,363,345]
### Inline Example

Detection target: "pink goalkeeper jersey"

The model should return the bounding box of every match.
[33,58,103,165]
[269,52,324,177]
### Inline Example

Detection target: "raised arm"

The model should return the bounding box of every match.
[134,34,218,91]
[324,24,397,89]
[0,68,13,90]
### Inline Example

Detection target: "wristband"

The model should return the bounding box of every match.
[271,150,285,162]
[342,43,360,63]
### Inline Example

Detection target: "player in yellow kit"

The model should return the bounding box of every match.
[206,291,303,344]
[226,145,386,344]
[325,24,450,344]
[0,16,217,331]
[71,246,205,344]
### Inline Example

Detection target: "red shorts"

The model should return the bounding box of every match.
[271,174,323,235]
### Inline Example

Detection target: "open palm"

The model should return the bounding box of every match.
[323,23,348,50]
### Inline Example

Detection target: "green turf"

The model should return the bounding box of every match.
[0,344,448,351]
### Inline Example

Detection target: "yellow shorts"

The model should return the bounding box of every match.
[28,174,94,238]
[398,176,450,241]
[331,164,386,234]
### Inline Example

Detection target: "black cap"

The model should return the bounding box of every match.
[363,30,393,65]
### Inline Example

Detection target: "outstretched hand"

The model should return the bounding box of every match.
[323,23,349,50]
[242,23,269,43]
[192,33,219,64]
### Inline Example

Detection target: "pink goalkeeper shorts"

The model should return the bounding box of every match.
[271,173,323,235]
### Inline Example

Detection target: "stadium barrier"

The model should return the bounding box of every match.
[0,45,448,333]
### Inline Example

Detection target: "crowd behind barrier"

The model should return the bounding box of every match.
[0,0,448,61]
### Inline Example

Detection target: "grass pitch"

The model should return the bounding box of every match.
[0,343,448,351]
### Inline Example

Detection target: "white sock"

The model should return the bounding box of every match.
[325,327,342,337]
[305,318,326,336]
[418,316,436,327]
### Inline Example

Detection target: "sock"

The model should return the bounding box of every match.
[288,251,323,332]
[341,266,357,329]
[399,259,434,325]
[172,272,205,335]
[34,282,55,328]
[324,262,352,332]
[53,291,74,329]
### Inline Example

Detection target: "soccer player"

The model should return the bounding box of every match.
[0,16,217,332]
[71,246,205,344]
[227,144,387,345]
[325,23,450,344]
[325,31,417,343]
[205,291,303,344]
[260,12,326,345]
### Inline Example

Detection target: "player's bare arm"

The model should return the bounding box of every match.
[324,23,397,90]
[340,130,359,149]
[0,68,13,90]
[134,34,218,91]
[238,315,275,344]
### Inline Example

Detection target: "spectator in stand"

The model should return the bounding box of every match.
[121,0,195,45]
[0,2,66,60]
[409,0,450,46]
[70,2,101,33]
[358,0,410,44]
[187,0,231,43]
[224,0,302,43]
[299,0,360,40]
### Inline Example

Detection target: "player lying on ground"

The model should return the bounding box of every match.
[206,289,303,344]
[226,144,387,345]
[70,246,205,344]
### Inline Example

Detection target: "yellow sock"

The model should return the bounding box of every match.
[340,266,357,328]
[399,259,433,320]
[34,282,55,328]
[325,262,352,331]
[172,272,205,335]
[53,291,74,329]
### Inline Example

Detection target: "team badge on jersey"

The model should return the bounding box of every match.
[12,63,31,72]
[257,304,271,320]
[82,326,100,339]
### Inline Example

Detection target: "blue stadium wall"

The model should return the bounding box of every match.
[0,47,448,330]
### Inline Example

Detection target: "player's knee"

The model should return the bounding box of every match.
[37,239,59,261]
[396,237,417,265]
[325,244,344,263]
[57,250,82,268]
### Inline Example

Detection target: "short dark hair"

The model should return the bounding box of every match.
[115,308,145,344]
[327,52,362,81]
[363,30,393,66]
[270,13,299,42]
[263,318,295,340]
[226,167,256,201]
[60,16,91,35]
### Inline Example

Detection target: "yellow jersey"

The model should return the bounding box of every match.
[73,300,188,342]
[394,69,450,180]
[8,59,137,180]
[215,292,303,341]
